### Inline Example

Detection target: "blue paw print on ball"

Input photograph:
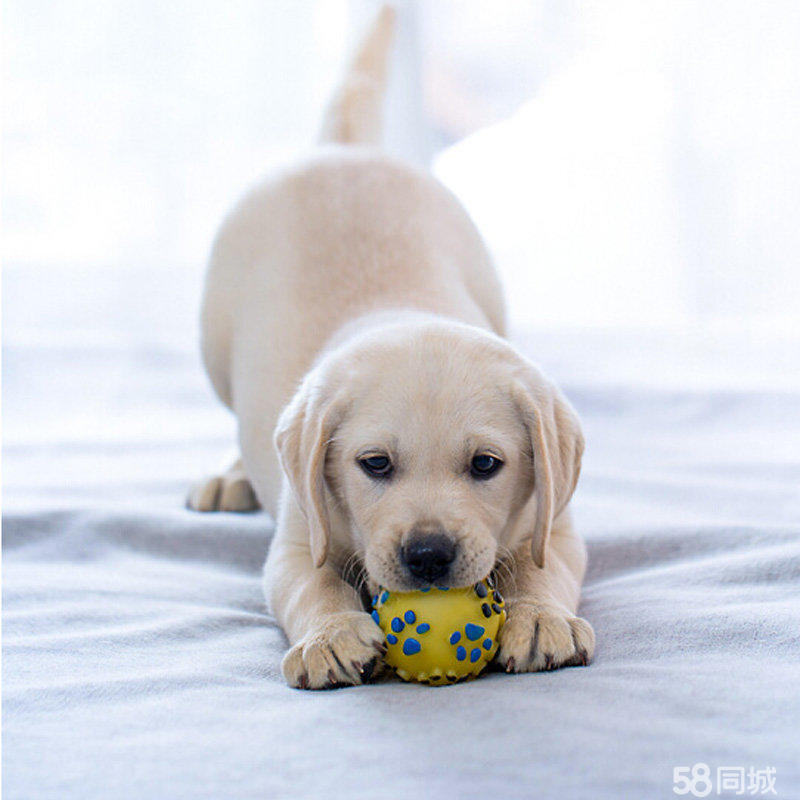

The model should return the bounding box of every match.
[378,599,434,663]
[449,622,494,667]
[464,623,485,641]
[403,638,421,656]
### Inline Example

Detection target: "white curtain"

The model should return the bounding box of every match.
[4,0,800,342]
[429,1,800,332]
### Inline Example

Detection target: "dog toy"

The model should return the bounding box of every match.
[371,577,505,684]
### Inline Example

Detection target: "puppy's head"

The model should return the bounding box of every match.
[275,321,583,590]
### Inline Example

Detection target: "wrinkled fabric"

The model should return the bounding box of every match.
[4,321,800,800]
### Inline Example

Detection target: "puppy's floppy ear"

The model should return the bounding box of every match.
[510,367,585,568]
[274,380,347,568]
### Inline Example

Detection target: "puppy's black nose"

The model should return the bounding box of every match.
[401,532,456,583]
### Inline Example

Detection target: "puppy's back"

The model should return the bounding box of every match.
[201,146,501,408]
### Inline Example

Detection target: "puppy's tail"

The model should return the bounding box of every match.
[318,4,396,146]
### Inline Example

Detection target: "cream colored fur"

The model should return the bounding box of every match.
[189,5,594,689]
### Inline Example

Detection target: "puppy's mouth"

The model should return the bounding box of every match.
[398,574,460,591]
[372,568,488,593]
[362,551,460,593]
[367,546,484,593]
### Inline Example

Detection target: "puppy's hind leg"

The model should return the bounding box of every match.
[186,457,260,513]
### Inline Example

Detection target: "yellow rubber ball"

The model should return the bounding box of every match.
[371,578,506,684]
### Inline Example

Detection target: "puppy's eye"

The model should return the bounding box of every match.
[358,454,393,478]
[470,454,503,479]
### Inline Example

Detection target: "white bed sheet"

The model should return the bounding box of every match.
[3,265,800,799]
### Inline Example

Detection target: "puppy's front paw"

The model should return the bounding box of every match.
[281,611,386,690]
[496,602,595,673]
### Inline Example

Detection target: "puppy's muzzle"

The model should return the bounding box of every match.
[401,530,456,584]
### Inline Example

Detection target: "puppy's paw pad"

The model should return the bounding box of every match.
[496,603,594,673]
[281,611,385,690]
[186,471,259,512]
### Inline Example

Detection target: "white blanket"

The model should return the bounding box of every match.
[4,265,800,798]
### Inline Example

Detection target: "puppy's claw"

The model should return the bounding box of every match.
[347,656,377,684]
[359,657,377,683]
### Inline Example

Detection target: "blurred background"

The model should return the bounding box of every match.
[3,0,800,507]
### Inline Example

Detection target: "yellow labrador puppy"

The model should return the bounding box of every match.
[189,6,594,688]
